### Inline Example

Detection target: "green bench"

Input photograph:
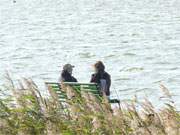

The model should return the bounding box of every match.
[45,82,120,104]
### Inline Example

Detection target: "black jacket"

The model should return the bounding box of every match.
[90,71,111,96]
[60,70,77,82]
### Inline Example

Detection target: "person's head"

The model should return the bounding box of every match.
[63,64,75,74]
[93,61,105,73]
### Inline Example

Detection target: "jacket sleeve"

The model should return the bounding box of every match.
[72,77,78,82]
[103,74,110,96]
[107,74,111,89]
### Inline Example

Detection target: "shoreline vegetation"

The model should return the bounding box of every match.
[0,75,179,135]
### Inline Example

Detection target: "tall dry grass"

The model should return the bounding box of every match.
[0,75,179,135]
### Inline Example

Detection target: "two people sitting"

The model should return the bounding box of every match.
[59,61,111,97]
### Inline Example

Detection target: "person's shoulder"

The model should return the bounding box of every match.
[104,72,111,77]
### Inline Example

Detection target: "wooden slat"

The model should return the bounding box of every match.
[45,82,120,104]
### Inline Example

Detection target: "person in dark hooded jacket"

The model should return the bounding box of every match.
[59,64,77,82]
[90,61,111,97]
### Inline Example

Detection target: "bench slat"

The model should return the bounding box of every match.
[45,82,120,104]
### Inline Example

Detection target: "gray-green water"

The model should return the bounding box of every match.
[0,0,180,107]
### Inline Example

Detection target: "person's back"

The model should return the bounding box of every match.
[59,64,77,82]
[91,71,111,96]
[90,61,111,96]
[60,70,77,82]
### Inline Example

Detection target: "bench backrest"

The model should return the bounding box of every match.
[45,82,67,102]
[45,82,120,104]
[63,82,100,95]
[45,82,100,100]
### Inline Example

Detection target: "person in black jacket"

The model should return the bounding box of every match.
[90,61,111,97]
[59,64,77,82]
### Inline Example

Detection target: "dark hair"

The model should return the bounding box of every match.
[94,61,105,72]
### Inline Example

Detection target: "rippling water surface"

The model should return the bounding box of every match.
[0,0,180,107]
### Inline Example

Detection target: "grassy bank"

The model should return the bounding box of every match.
[0,76,179,135]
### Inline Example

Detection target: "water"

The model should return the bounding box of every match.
[0,0,180,108]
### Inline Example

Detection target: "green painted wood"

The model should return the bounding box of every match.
[45,82,120,104]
